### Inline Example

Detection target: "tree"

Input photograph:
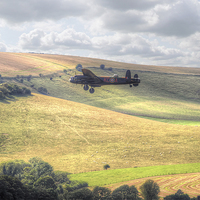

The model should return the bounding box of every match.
[112,184,140,200]
[164,189,191,200]
[140,179,160,200]
[103,164,110,170]
[76,64,82,72]
[29,157,53,179]
[0,175,34,200]
[93,186,111,200]
[53,171,70,184]
[65,187,93,200]
[0,160,31,179]
[33,176,57,190]
[100,64,105,70]
[38,87,48,94]
[27,75,32,81]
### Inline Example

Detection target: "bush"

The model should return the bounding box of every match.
[64,180,88,192]
[76,64,82,72]
[0,83,31,98]
[100,64,105,70]
[53,171,70,184]
[93,186,111,200]
[140,179,160,200]
[103,164,110,170]
[112,185,140,200]
[65,187,93,200]
[38,87,48,94]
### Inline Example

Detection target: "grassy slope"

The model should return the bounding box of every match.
[1,52,197,123]
[0,94,200,174]
[0,52,200,192]
[24,67,200,123]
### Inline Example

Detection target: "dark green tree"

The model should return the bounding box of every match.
[100,64,105,70]
[76,64,82,71]
[29,157,53,179]
[93,186,111,200]
[34,176,57,190]
[53,171,70,184]
[64,180,88,192]
[112,184,140,200]
[103,164,110,170]
[140,179,160,200]
[65,187,93,200]
[0,175,35,200]
[164,189,191,200]
[0,160,31,179]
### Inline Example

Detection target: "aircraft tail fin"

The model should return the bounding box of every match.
[125,70,131,82]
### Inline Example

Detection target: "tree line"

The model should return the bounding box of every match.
[0,83,31,99]
[0,158,198,200]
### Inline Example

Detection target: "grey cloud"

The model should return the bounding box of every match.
[0,0,90,23]
[151,0,200,37]
[99,0,200,37]
[95,0,170,11]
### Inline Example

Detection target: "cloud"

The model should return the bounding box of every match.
[2,0,200,67]
[93,0,200,37]
[95,0,165,11]
[0,0,91,23]
[0,42,7,52]
[19,28,92,51]
[179,32,200,51]
[19,29,186,65]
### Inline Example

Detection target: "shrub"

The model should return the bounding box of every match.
[76,64,82,71]
[38,87,48,94]
[140,179,160,200]
[0,91,5,99]
[64,180,88,192]
[103,164,110,170]
[100,64,105,70]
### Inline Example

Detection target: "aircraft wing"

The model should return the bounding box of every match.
[82,69,103,83]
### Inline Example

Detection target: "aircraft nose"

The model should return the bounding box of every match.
[69,77,73,82]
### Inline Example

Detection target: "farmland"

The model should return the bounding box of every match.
[0,52,200,198]
[0,93,200,173]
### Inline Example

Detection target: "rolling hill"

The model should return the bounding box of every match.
[1,52,200,124]
[0,52,200,197]
[0,93,199,174]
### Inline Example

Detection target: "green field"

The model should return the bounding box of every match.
[69,163,200,186]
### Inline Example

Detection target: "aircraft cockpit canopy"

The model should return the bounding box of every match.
[113,74,118,78]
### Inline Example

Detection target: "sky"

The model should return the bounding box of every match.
[0,0,200,68]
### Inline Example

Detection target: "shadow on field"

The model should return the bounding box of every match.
[0,94,33,104]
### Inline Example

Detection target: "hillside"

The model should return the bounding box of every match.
[1,52,200,124]
[0,93,199,173]
[1,52,200,76]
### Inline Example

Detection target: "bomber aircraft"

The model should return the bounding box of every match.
[69,68,140,93]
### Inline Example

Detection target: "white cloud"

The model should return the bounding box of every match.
[0,42,7,52]
[1,0,200,67]
[179,32,200,51]
[19,28,92,51]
